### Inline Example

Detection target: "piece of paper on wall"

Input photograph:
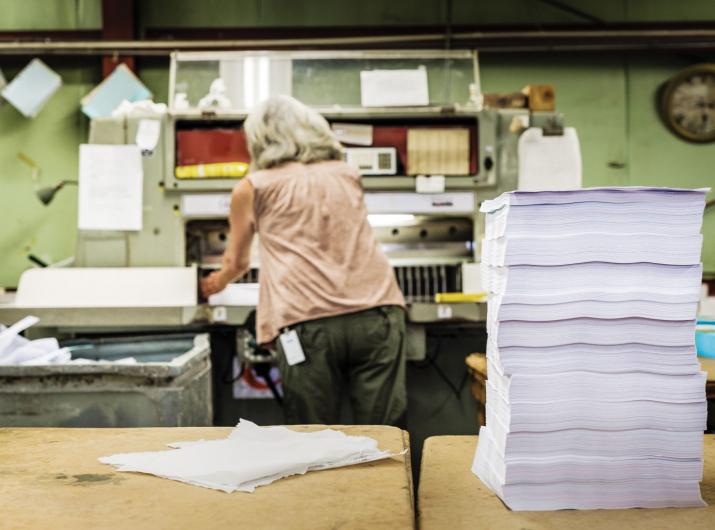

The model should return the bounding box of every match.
[517,127,582,191]
[1,59,62,118]
[78,144,143,231]
[81,64,152,119]
[360,68,429,107]
[136,119,161,152]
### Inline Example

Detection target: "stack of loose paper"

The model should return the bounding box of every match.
[0,315,135,365]
[100,419,399,492]
[473,187,709,511]
[0,316,70,365]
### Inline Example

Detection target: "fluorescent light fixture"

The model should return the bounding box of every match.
[242,56,271,109]
[243,57,255,109]
[257,56,270,103]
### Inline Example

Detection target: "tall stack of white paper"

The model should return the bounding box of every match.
[472,187,709,511]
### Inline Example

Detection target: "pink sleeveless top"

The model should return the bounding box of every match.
[247,160,405,344]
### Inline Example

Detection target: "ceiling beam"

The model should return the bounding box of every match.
[1,26,715,56]
[101,0,135,76]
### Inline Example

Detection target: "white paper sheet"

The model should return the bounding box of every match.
[135,119,161,152]
[180,193,231,217]
[1,59,62,118]
[78,144,143,231]
[208,283,259,306]
[0,317,69,365]
[415,175,445,193]
[517,127,581,191]
[461,262,483,293]
[0,315,39,356]
[100,419,402,493]
[331,122,373,145]
[15,267,197,308]
[360,68,429,107]
[364,192,474,214]
[0,316,144,366]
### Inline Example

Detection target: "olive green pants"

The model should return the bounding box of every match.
[276,305,407,426]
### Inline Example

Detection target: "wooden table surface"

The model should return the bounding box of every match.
[0,426,414,530]
[418,435,715,530]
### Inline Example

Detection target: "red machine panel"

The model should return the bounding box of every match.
[176,123,477,175]
[176,129,251,166]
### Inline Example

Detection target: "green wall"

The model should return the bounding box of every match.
[0,64,99,286]
[480,53,715,274]
[1,0,715,287]
[0,0,100,286]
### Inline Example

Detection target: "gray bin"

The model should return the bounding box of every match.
[0,333,212,427]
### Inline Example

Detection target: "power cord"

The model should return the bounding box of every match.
[415,332,469,399]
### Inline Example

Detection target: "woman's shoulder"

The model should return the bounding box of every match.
[249,160,359,186]
[311,159,360,180]
[246,165,292,187]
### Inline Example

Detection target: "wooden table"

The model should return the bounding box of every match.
[702,357,715,398]
[465,353,488,425]
[0,426,414,530]
[465,354,715,426]
[418,435,715,530]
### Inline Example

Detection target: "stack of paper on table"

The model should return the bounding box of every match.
[100,419,399,493]
[472,187,709,511]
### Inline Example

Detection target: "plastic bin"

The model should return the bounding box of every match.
[696,320,715,359]
[0,333,212,427]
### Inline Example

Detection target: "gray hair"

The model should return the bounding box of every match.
[243,95,343,170]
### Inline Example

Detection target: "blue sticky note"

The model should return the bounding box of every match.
[81,64,152,118]
[1,59,62,118]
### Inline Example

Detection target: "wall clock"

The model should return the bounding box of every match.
[659,64,715,143]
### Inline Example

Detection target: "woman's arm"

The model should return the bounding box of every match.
[200,178,255,297]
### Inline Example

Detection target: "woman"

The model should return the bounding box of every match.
[201,95,406,426]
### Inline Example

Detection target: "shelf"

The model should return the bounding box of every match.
[361,175,476,191]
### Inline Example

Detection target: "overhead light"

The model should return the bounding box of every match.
[243,57,255,109]
[257,56,270,103]
[243,56,271,109]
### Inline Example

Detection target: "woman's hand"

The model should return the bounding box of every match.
[201,270,230,298]
[201,179,255,299]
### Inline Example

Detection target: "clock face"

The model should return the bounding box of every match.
[660,64,715,143]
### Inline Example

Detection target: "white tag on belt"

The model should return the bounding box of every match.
[279,329,306,366]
